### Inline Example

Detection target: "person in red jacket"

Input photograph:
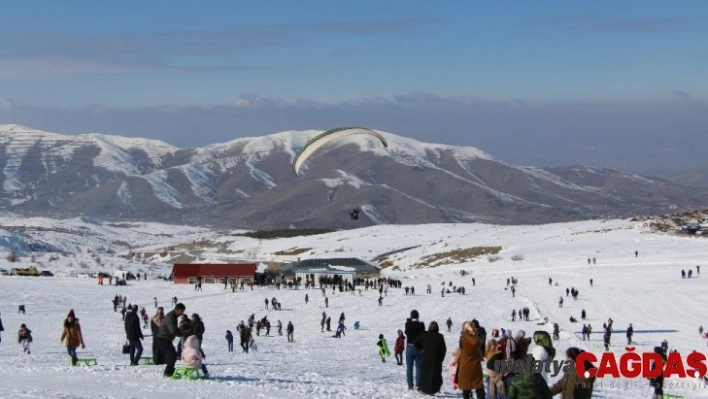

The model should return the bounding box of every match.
[394,329,405,365]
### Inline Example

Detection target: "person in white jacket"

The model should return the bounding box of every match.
[181,335,209,378]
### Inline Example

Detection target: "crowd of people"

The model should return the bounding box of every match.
[398,309,596,399]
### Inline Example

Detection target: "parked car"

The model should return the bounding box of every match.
[11,266,40,276]
[0,268,9,276]
[39,270,54,277]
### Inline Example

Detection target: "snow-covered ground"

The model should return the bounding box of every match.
[0,217,707,398]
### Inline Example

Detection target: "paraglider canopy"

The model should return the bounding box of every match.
[292,127,388,176]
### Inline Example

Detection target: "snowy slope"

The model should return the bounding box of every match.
[0,217,707,398]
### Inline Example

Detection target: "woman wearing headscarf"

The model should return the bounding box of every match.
[60,309,85,366]
[458,321,485,399]
[486,339,506,399]
[151,307,165,365]
[530,330,556,382]
[413,321,447,395]
[549,347,596,399]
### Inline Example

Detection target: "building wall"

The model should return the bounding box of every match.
[173,276,253,285]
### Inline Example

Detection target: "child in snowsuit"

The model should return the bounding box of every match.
[225,330,234,352]
[182,335,209,378]
[18,324,32,354]
[448,348,461,390]
[394,330,405,365]
[376,334,389,363]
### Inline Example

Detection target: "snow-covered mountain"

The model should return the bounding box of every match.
[1,124,705,229]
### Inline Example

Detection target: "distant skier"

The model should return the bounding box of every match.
[446,317,453,332]
[225,330,233,352]
[626,324,634,345]
[581,309,586,320]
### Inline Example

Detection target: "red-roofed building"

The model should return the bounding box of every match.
[172,263,257,285]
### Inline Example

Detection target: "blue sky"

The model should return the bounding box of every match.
[0,1,707,174]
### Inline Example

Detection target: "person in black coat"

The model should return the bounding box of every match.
[0,312,4,343]
[649,346,666,397]
[150,308,165,365]
[240,324,252,353]
[413,321,447,395]
[191,313,206,358]
[124,304,144,366]
[156,303,186,377]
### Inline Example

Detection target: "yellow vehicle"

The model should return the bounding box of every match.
[10,266,40,277]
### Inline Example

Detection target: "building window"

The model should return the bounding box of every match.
[188,277,198,284]
[204,278,216,284]
[361,272,369,278]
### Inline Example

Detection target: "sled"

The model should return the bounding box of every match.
[664,395,684,399]
[378,339,391,358]
[72,358,98,366]
[140,357,153,365]
[171,366,207,380]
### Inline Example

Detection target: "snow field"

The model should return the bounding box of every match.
[0,218,707,398]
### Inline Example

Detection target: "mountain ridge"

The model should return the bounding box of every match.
[0,124,705,229]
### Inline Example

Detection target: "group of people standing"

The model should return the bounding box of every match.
[397,309,596,399]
